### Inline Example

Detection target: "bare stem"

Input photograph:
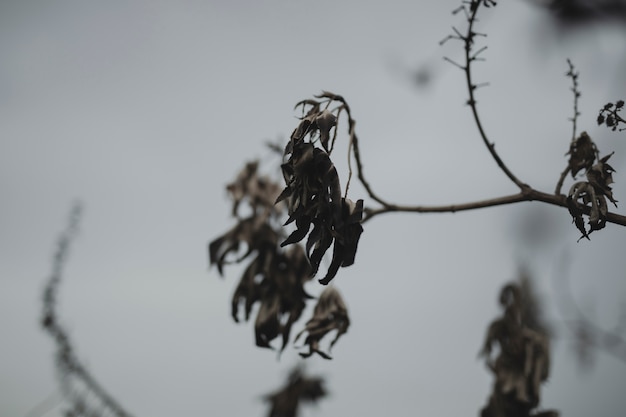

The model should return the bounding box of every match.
[362,188,626,227]
[462,2,529,191]
[566,59,581,143]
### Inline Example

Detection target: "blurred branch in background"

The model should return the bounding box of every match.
[530,0,626,27]
[263,366,327,417]
[41,203,135,417]
[553,252,626,367]
[480,271,559,417]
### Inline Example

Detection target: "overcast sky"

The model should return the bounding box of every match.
[2,1,626,416]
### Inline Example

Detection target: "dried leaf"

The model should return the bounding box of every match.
[226,160,283,217]
[231,244,313,353]
[566,131,597,178]
[295,286,350,359]
[209,217,279,275]
[586,152,618,206]
[315,110,337,152]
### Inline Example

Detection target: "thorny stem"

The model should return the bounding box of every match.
[567,59,581,143]
[462,2,529,192]
[555,59,582,195]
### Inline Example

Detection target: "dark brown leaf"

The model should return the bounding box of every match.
[566,131,597,178]
[209,217,279,275]
[586,152,618,206]
[295,286,350,359]
[229,244,313,354]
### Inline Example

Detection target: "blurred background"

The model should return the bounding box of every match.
[2,0,626,416]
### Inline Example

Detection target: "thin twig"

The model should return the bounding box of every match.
[566,59,581,143]
[554,166,570,196]
[461,1,529,191]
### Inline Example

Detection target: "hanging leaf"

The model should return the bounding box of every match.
[566,151,619,241]
[226,160,283,217]
[566,131,597,179]
[230,244,313,353]
[209,217,279,275]
[295,286,350,359]
[480,281,553,417]
[586,152,618,206]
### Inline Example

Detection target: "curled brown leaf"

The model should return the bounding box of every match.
[566,131,597,179]
[295,286,350,359]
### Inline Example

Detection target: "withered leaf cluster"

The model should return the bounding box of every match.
[480,282,557,417]
[210,160,351,357]
[597,100,625,132]
[264,367,326,417]
[210,161,313,353]
[565,132,618,239]
[565,131,597,179]
[295,286,350,359]
[277,93,364,285]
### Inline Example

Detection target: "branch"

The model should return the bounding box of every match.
[555,59,583,195]
[42,203,135,417]
[458,1,529,191]
[553,252,626,364]
[363,188,626,227]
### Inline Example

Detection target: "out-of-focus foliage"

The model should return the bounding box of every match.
[534,0,626,26]
[597,100,626,132]
[209,159,351,357]
[295,287,350,359]
[43,204,135,417]
[263,367,326,417]
[480,276,558,417]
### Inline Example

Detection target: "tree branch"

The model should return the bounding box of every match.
[461,2,529,191]
[363,188,626,227]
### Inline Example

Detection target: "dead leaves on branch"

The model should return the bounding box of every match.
[209,216,279,275]
[565,132,618,240]
[480,279,557,417]
[597,100,626,132]
[209,159,352,357]
[226,161,283,218]
[565,131,597,179]
[278,93,364,285]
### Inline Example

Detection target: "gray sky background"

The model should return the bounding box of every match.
[2,1,626,416]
